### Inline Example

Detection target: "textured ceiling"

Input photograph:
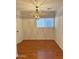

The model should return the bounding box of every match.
[16,0,63,18]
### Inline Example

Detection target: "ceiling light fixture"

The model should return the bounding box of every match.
[32,0,48,20]
[33,6,40,19]
[33,0,40,20]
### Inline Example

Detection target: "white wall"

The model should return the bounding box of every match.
[22,19,56,40]
[55,7,63,50]
[16,11,23,44]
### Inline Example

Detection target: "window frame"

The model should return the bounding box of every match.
[35,18,55,29]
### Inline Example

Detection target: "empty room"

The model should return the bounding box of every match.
[16,0,63,59]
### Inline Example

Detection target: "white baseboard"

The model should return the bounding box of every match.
[16,39,23,44]
[55,39,63,50]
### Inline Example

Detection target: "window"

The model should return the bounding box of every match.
[36,18,55,28]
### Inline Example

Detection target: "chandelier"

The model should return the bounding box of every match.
[33,6,40,19]
[32,0,47,19]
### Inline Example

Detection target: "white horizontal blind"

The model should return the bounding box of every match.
[36,18,55,28]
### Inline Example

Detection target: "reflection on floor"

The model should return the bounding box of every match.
[17,40,63,59]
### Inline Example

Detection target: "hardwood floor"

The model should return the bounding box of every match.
[17,40,63,59]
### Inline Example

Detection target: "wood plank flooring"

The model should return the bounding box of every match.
[17,40,63,59]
